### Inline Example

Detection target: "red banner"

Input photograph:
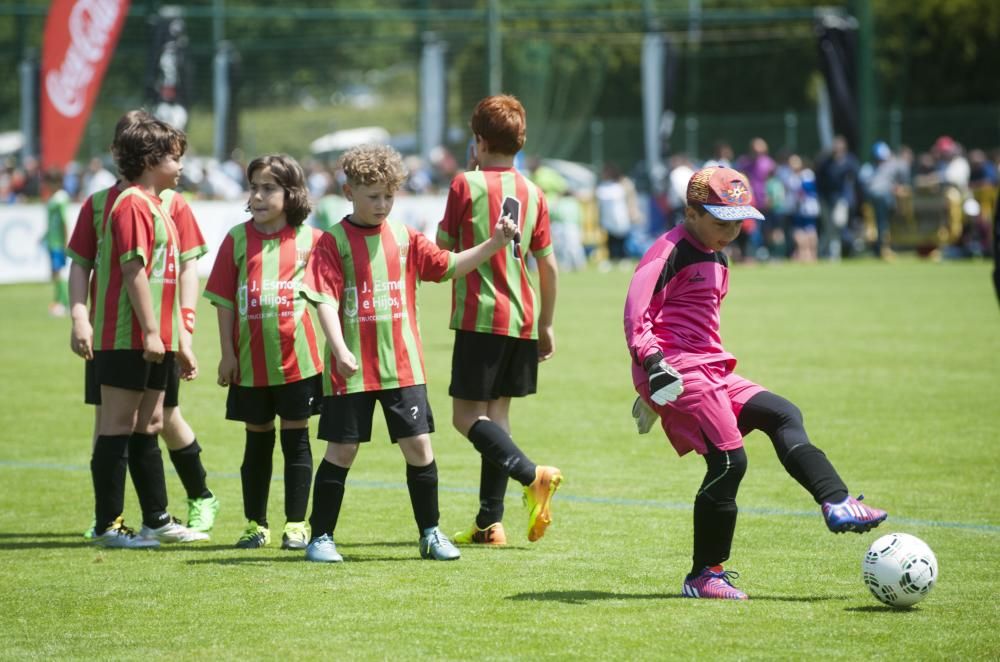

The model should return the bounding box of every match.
[41,0,131,170]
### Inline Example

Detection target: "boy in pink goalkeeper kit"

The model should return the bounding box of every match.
[624,165,887,600]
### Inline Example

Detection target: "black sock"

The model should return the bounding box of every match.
[308,460,349,538]
[128,433,170,529]
[406,460,440,534]
[691,494,738,576]
[242,429,275,527]
[467,420,536,486]
[280,428,313,522]
[92,435,129,534]
[168,440,212,500]
[781,444,848,505]
[476,457,507,528]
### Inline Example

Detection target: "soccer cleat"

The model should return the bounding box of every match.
[453,521,507,546]
[822,494,888,534]
[305,534,343,563]
[523,465,563,542]
[632,396,658,435]
[140,517,210,543]
[419,527,461,561]
[281,521,310,550]
[235,521,271,549]
[91,518,160,549]
[186,495,221,533]
[682,565,748,600]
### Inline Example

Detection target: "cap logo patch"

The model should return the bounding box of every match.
[721,179,751,205]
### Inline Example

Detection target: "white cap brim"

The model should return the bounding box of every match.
[703,204,765,222]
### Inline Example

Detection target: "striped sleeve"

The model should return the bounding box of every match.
[411,229,456,283]
[436,174,470,249]
[204,232,237,310]
[169,192,209,262]
[67,196,97,267]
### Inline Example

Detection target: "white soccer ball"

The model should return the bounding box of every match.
[862,532,938,608]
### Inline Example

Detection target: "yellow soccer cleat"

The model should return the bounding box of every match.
[453,521,507,546]
[523,466,563,542]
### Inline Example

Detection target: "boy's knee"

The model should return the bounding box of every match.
[324,442,358,467]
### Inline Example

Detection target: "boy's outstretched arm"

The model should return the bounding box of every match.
[536,251,558,361]
[68,261,93,359]
[313,301,358,378]
[121,257,164,363]
[452,214,518,278]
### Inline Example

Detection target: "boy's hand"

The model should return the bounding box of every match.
[644,352,683,405]
[70,318,94,360]
[177,342,198,381]
[334,350,359,379]
[217,353,239,387]
[490,214,518,250]
[142,333,166,364]
[538,324,555,362]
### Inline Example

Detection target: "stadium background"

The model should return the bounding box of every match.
[2,0,999,177]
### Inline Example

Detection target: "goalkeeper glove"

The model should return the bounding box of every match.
[631,396,657,434]
[644,351,683,405]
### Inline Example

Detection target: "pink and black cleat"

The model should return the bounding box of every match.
[682,565,748,600]
[822,494,887,534]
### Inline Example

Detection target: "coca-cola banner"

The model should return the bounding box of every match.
[41,0,131,170]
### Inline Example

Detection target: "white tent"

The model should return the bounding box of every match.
[310,126,390,156]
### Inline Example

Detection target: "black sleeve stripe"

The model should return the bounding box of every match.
[653,239,726,293]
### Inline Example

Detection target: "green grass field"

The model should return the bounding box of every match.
[1,257,998,660]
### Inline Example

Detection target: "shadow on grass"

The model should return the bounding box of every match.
[507,590,684,604]
[0,533,81,539]
[184,553,424,565]
[843,605,923,613]
[508,590,841,604]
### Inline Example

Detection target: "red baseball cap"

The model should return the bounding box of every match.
[686,166,764,222]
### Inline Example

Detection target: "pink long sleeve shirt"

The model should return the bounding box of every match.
[624,224,735,390]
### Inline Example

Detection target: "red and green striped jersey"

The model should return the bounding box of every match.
[437,167,554,339]
[68,186,206,317]
[91,186,181,351]
[300,218,456,396]
[204,221,325,387]
[160,190,208,262]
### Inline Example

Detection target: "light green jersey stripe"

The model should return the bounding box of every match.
[232,228,256,386]
[466,171,496,331]
[258,235,285,385]
[391,223,425,386]
[500,173,522,337]
[330,224,366,394]
[521,180,541,337]
[368,229,400,389]
[291,226,320,379]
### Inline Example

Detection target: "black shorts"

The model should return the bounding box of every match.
[226,375,323,425]
[86,358,181,406]
[318,384,434,443]
[449,330,538,400]
[93,350,175,393]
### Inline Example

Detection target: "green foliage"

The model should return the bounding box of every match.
[0,257,998,658]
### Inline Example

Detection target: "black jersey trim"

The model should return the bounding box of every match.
[653,239,727,294]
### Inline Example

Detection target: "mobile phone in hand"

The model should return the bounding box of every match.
[500,195,522,258]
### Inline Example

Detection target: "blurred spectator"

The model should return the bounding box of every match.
[932,136,970,192]
[667,154,696,230]
[550,188,587,271]
[62,161,82,199]
[861,141,910,259]
[595,162,641,268]
[968,148,998,226]
[306,159,332,198]
[704,141,734,168]
[790,155,821,262]
[736,137,776,260]
[816,135,859,260]
[81,157,116,198]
